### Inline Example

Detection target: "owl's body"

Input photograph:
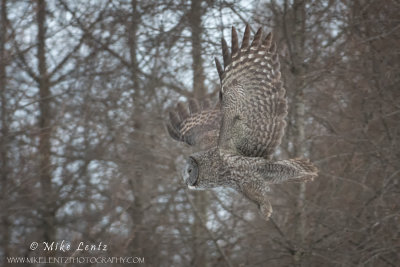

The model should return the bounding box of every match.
[167,25,317,220]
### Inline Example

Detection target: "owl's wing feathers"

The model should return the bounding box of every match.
[217,25,287,158]
[166,99,221,148]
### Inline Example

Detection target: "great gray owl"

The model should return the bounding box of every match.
[166,25,318,220]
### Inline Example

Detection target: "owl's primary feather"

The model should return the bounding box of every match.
[166,24,317,221]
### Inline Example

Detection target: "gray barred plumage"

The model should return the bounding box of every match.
[166,99,221,148]
[166,24,318,220]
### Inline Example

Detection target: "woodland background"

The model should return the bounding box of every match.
[0,0,399,266]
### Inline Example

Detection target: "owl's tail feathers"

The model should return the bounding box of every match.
[265,158,318,184]
[284,158,318,183]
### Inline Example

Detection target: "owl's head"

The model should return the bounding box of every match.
[182,148,223,189]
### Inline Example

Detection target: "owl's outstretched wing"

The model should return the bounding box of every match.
[166,99,221,148]
[216,25,287,158]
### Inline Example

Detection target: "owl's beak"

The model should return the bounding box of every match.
[183,157,199,188]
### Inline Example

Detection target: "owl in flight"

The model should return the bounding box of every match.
[166,25,317,220]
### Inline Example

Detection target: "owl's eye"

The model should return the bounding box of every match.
[185,157,199,186]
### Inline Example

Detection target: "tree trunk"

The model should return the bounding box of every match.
[190,0,206,99]
[283,0,307,264]
[291,0,307,265]
[37,0,56,261]
[0,0,10,264]
[189,1,207,266]
[127,0,145,258]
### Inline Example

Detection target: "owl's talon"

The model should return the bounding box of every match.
[259,203,273,220]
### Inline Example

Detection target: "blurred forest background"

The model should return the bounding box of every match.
[0,0,399,266]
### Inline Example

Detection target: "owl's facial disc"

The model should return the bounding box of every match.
[183,157,199,188]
